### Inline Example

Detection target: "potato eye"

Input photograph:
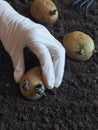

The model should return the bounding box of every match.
[76,48,85,55]
[23,79,29,90]
[35,83,45,95]
[49,9,57,16]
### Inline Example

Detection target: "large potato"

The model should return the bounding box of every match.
[30,0,58,23]
[20,67,46,100]
[63,31,95,61]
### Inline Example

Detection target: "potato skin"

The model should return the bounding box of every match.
[20,67,45,100]
[63,31,95,61]
[30,0,58,23]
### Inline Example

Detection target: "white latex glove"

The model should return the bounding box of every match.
[0,0,66,89]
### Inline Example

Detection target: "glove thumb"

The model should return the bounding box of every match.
[11,51,25,83]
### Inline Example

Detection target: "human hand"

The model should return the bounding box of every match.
[9,24,65,89]
[0,1,65,89]
[24,25,66,89]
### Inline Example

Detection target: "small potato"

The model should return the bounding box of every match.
[20,67,46,100]
[63,31,95,61]
[30,0,58,23]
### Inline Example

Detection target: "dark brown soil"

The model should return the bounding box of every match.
[0,0,98,130]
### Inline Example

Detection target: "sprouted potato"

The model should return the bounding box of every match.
[63,31,95,61]
[30,0,58,23]
[20,67,46,100]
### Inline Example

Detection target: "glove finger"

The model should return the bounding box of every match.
[29,25,60,47]
[11,50,25,83]
[48,43,66,88]
[27,42,55,89]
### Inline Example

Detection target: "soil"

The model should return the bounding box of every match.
[0,0,98,130]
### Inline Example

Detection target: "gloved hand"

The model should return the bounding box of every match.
[0,0,65,89]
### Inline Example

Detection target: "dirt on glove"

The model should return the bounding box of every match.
[0,0,98,130]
